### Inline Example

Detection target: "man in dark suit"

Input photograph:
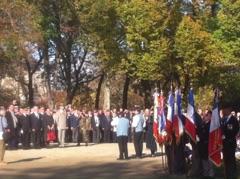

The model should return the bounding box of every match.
[39,107,50,147]
[5,105,19,149]
[30,106,42,149]
[18,108,30,149]
[221,106,239,179]
[91,111,100,144]
[99,110,112,143]
[69,110,80,144]
[198,110,214,177]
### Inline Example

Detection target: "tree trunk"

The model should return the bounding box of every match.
[66,89,74,105]
[43,41,54,108]
[28,74,34,107]
[144,90,151,109]
[122,74,130,110]
[103,75,110,110]
[95,74,104,110]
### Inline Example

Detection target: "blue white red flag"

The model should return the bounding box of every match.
[153,92,166,144]
[208,90,222,167]
[166,91,174,142]
[184,89,197,143]
[173,89,184,144]
[153,92,160,143]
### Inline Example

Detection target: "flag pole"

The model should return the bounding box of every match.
[159,88,166,171]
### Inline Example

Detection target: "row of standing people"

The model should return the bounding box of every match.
[114,108,157,160]
[1,104,157,152]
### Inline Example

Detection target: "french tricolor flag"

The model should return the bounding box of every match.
[184,89,197,143]
[153,91,160,143]
[166,91,174,142]
[158,93,166,132]
[158,93,166,143]
[172,89,184,144]
[208,91,222,167]
[153,91,166,144]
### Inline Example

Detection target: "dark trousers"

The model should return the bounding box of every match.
[173,138,186,174]
[104,129,111,143]
[8,129,18,149]
[80,129,90,144]
[40,129,47,147]
[32,130,41,148]
[22,131,30,148]
[117,136,128,159]
[166,144,174,174]
[128,129,132,142]
[72,127,79,143]
[223,142,237,179]
[112,132,117,143]
[93,128,100,143]
[65,128,72,142]
[133,131,143,157]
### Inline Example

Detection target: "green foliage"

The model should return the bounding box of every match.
[77,0,125,70]
[0,0,240,108]
[211,0,240,107]
[213,0,240,64]
[175,16,221,88]
[0,0,42,59]
[116,0,171,80]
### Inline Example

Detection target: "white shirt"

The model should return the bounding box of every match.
[132,114,145,132]
[34,112,39,119]
[111,116,119,132]
[11,111,18,128]
[94,116,99,127]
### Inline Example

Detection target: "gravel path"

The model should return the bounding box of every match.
[0,143,167,179]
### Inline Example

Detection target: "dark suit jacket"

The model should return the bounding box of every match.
[41,114,51,130]
[18,114,30,132]
[198,121,210,159]
[222,115,239,146]
[30,113,42,131]
[5,111,17,134]
[45,114,54,127]
[68,114,80,128]
[99,114,111,130]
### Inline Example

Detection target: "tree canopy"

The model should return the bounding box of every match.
[0,0,240,109]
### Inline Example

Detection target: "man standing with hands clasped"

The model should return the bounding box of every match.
[30,106,42,149]
[221,105,239,179]
[116,112,130,160]
[132,107,145,159]
[55,105,67,148]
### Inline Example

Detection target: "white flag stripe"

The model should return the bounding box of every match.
[179,117,184,134]
[184,104,195,123]
[167,105,173,121]
[210,107,220,132]
[153,92,159,122]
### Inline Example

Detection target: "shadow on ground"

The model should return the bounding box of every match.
[0,160,166,179]
[1,158,238,179]
[7,157,44,164]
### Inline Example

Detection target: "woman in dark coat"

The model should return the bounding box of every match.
[42,109,55,145]
[145,109,157,156]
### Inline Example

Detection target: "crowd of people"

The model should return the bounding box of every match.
[0,100,240,179]
[166,107,240,179]
[0,102,159,164]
